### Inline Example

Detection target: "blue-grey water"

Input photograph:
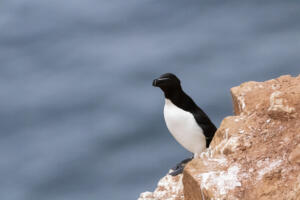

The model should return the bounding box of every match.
[0,0,299,200]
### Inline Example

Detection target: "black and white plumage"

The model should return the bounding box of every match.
[153,73,217,175]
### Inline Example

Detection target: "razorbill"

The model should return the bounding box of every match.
[153,73,217,176]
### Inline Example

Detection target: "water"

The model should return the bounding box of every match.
[0,0,299,199]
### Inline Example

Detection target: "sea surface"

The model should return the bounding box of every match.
[0,0,299,200]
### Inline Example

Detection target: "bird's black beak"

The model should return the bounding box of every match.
[152,78,169,87]
[152,79,158,87]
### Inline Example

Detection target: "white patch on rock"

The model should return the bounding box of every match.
[220,136,240,154]
[210,157,228,166]
[138,173,183,200]
[257,159,282,180]
[199,165,241,196]
[156,174,183,199]
[138,192,154,200]
[238,95,246,110]
[234,118,240,122]
[200,149,228,167]
[213,128,240,156]
[268,91,295,114]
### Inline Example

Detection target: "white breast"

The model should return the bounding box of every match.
[164,99,206,154]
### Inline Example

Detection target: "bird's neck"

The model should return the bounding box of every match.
[162,86,183,100]
[163,87,198,112]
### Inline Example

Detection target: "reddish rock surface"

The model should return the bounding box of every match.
[139,75,300,200]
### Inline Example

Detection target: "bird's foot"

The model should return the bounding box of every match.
[169,166,184,176]
[171,157,193,170]
[169,157,193,176]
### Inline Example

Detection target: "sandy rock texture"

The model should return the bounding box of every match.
[185,74,300,200]
[138,171,184,200]
[139,74,300,200]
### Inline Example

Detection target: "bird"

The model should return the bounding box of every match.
[152,73,217,176]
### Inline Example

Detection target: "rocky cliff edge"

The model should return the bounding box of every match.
[139,74,300,200]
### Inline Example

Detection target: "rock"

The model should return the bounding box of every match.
[138,171,184,200]
[138,74,300,200]
[289,144,300,164]
[184,74,300,200]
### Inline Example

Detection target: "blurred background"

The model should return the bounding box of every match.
[0,0,299,199]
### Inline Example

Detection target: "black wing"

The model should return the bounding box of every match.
[192,108,217,148]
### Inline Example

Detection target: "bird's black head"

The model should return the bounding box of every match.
[152,73,181,94]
